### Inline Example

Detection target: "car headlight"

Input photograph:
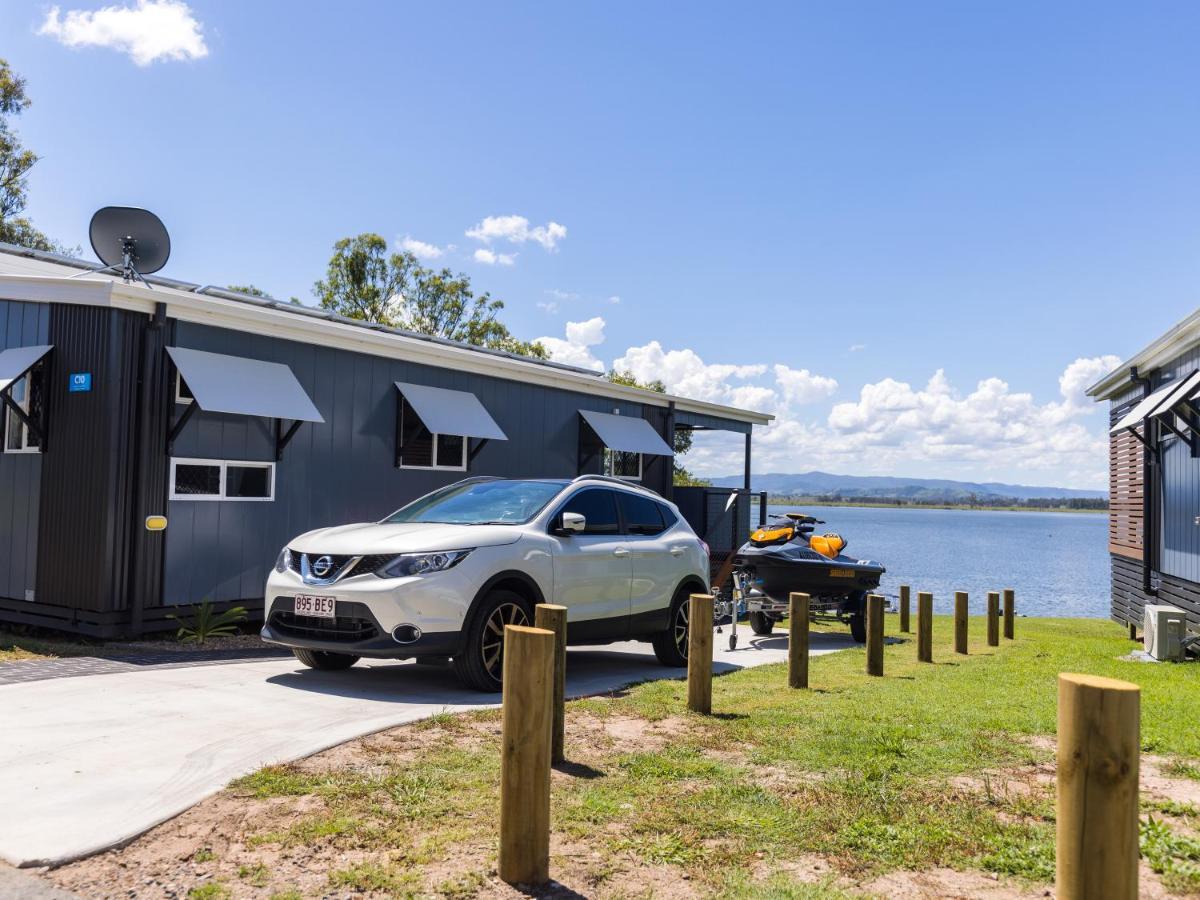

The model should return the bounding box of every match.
[376,549,472,578]
[274,547,292,574]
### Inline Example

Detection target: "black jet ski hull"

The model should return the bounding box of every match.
[733,544,885,606]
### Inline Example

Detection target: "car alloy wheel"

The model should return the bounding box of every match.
[481,600,530,682]
[672,599,690,659]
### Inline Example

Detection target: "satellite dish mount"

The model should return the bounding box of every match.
[72,206,171,288]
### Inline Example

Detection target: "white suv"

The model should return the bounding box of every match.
[262,476,710,691]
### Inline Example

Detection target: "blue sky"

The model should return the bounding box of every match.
[6,0,1200,488]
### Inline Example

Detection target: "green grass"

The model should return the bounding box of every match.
[228,616,1198,895]
[1142,817,1200,893]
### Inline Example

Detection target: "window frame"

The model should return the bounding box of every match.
[174,370,194,405]
[603,448,643,481]
[3,366,44,455]
[169,457,276,502]
[397,395,469,472]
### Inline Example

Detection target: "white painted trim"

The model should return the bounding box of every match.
[169,457,276,501]
[174,370,193,405]
[605,449,643,481]
[0,270,773,426]
[1088,305,1200,400]
[2,368,42,454]
[397,400,468,471]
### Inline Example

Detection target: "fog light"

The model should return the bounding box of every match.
[392,624,422,644]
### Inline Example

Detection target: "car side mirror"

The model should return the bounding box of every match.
[556,511,586,535]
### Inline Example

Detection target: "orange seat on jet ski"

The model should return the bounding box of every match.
[750,524,795,546]
[809,533,846,559]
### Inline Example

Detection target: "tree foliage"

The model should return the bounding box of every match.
[0,59,67,254]
[606,369,709,486]
[313,233,546,358]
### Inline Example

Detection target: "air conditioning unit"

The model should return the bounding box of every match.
[1144,604,1187,661]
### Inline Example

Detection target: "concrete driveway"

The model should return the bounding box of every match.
[0,630,857,868]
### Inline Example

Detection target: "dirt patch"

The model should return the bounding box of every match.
[1143,755,1200,807]
[861,867,1046,898]
[564,713,694,757]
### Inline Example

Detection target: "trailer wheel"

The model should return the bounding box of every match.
[849,613,866,643]
[748,611,775,636]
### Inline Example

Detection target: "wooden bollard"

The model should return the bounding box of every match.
[687,594,713,714]
[498,625,555,886]
[866,594,884,676]
[1003,588,1015,640]
[899,584,911,633]
[954,591,968,654]
[987,591,1000,647]
[1056,673,1140,900]
[788,592,809,689]
[534,603,568,764]
[917,592,933,663]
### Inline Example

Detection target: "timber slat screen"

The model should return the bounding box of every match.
[1108,427,1143,561]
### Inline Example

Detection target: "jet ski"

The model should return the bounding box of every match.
[731,513,885,643]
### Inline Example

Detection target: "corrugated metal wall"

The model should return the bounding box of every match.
[1152,345,1200,583]
[0,299,50,603]
[35,305,142,615]
[162,322,666,607]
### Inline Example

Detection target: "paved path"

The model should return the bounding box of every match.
[0,648,290,686]
[0,630,857,868]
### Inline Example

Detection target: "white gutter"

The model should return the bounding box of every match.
[0,273,774,426]
[1087,305,1200,401]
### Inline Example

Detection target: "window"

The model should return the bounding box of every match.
[557,489,621,535]
[3,365,44,454]
[175,370,194,404]
[384,479,567,525]
[398,396,467,470]
[618,492,667,535]
[170,458,275,501]
[604,449,642,480]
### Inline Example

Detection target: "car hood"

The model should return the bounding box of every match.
[288,522,523,555]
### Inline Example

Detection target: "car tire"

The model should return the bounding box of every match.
[748,611,775,636]
[292,647,360,670]
[453,589,532,692]
[652,588,694,667]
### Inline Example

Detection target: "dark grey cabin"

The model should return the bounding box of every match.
[1089,310,1200,634]
[0,244,770,636]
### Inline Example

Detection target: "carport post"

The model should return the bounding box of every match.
[498,624,555,887]
[954,591,969,655]
[866,594,884,676]
[917,592,933,663]
[535,603,568,764]
[899,584,911,633]
[788,592,809,689]
[687,594,714,714]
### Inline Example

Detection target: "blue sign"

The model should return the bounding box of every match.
[68,373,92,393]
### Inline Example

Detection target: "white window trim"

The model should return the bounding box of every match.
[4,373,41,455]
[174,371,193,405]
[397,399,468,471]
[169,457,276,501]
[604,448,643,481]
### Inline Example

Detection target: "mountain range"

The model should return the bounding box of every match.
[710,471,1107,502]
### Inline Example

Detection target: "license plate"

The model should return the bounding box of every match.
[293,594,336,619]
[830,568,855,579]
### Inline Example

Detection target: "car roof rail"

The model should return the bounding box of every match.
[570,474,664,497]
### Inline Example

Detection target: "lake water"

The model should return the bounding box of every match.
[764,504,1111,619]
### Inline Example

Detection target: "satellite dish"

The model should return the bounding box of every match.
[80,206,171,287]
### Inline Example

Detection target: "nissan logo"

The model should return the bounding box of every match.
[310,555,334,578]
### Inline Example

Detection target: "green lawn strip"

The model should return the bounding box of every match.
[230,617,1197,894]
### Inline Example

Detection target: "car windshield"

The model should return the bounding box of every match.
[383,480,567,525]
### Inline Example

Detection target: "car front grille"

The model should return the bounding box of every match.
[269,600,381,644]
[287,552,394,581]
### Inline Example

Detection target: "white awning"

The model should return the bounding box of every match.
[395,382,507,440]
[1152,369,1200,420]
[1109,381,1178,435]
[166,347,323,423]
[579,409,673,456]
[0,345,52,394]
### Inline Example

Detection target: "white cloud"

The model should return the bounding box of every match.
[535,317,606,372]
[545,288,577,301]
[466,215,567,252]
[613,341,772,407]
[536,301,559,314]
[773,364,839,406]
[473,248,516,266]
[38,0,207,66]
[608,295,621,305]
[398,235,445,260]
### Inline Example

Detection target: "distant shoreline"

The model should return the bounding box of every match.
[757,498,1107,515]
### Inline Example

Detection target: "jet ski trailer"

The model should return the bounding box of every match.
[725,513,885,646]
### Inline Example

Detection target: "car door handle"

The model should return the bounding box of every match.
[670,546,686,556]
[612,548,630,558]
